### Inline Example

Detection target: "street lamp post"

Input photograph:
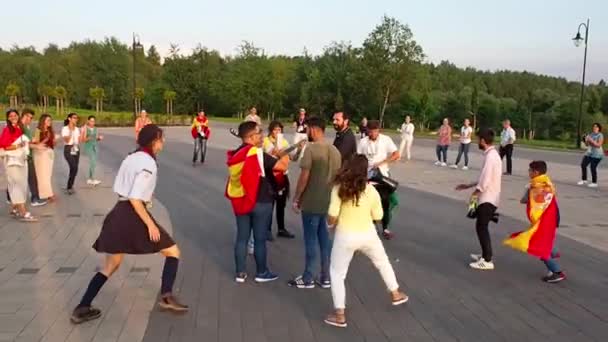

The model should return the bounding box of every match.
[572,19,590,149]
[132,33,143,120]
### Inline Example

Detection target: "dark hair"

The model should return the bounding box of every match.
[334,111,350,121]
[38,114,55,148]
[267,120,283,136]
[529,160,547,175]
[306,116,326,132]
[5,109,19,134]
[333,155,369,205]
[22,108,35,117]
[238,121,259,138]
[88,115,95,120]
[137,124,164,148]
[592,122,602,132]
[477,128,495,145]
[64,112,78,126]
[367,120,381,130]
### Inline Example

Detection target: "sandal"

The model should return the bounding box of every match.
[391,292,409,306]
[324,313,347,328]
[10,209,19,218]
[19,212,38,222]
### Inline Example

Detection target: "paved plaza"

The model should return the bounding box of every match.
[1,125,607,342]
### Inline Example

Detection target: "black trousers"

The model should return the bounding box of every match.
[476,203,497,262]
[373,183,393,230]
[64,146,80,190]
[499,144,514,174]
[270,190,288,233]
[27,158,40,201]
[581,156,601,184]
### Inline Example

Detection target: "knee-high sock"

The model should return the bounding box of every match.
[161,257,179,295]
[78,272,108,308]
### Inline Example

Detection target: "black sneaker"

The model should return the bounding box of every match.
[70,306,102,324]
[287,276,315,289]
[542,272,566,283]
[277,230,295,239]
[158,294,189,313]
[316,278,331,289]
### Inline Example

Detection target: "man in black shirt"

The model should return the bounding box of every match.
[332,112,357,163]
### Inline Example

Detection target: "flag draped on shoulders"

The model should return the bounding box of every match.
[225,144,261,215]
[191,117,210,139]
[503,174,559,260]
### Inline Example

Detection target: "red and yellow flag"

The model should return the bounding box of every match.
[503,174,559,260]
[225,144,261,215]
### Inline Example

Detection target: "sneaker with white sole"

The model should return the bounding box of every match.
[434,161,441,166]
[440,162,447,167]
[469,258,494,270]
[31,200,47,207]
[588,183,598,188]
[235,272,248,283]
[462,166,469,170]
[255,271,279,283]
[577,180,588,186]
[287,275,315,289]
[449,164,458,169]
[86,179,94,185]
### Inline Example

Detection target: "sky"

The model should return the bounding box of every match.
[2,0,607,83]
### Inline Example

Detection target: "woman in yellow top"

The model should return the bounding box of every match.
[324,154,408,328]
[262,121,295,239]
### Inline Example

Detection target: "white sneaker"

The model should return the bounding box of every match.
[440,162,447,167]
[588,183,598,188]
[577,180,588,186]
[93,180,102,185]
[434,161,441,166]
[462,166,469,171]
[449,164,458,169]
[469,258,494,270]
[86,179,94,185]
[470,253,482,261]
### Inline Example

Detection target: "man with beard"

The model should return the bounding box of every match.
[332,112,357,163]
[456,128,502,270]
[358,120,400,239]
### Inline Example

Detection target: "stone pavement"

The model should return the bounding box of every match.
[0,153,172,342]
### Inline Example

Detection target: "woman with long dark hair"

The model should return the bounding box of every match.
[0,109,37,221]
[31,113,56,202]
[71,124,187,324]
[62,113,81,194]
[324,155,408,328]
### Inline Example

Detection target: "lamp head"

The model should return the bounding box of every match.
[573,32,583,47]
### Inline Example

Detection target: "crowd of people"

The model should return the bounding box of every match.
[0,105,603,328]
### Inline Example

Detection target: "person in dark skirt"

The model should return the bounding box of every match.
[70,124,187,324]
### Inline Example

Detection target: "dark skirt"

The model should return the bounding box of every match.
[93,201,175,254]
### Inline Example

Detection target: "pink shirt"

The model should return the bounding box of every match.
[438,125,452,146]
[476,146,502,206]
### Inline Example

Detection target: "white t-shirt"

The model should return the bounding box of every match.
[400,123,415,137]
[460,126,473,144]
[61,126,80,145]
[113,151,158,202]
[357,134,398,176]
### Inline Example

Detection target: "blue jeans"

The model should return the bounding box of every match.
[454,143,470,166]
[301,212,332,283]
[234,202,273,275]
[436,145,448,162]
[541,244,561,273]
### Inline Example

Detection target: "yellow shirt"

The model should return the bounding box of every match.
[263,136,289,154]
[328,184,383,232]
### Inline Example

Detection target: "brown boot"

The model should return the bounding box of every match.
[158,294,189,313]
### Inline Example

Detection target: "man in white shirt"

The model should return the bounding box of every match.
[397,115,415,161]
[358,120,400,239]
[456,128,502,270]
[499,119,516,175]
[451,118,473,170]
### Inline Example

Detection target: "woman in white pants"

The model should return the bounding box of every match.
[324,155,408,328]
[397,115,415,161]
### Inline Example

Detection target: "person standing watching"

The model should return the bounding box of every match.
[244,106,262,126]
[31,114,56,202]
[226,121,289,284]
[293,108,308,145]
[499,119,516,175]
[62,113,81,195]
[358,120,400,239]
[20,109,46,206]
[289,117,342,289]
[434,118,452,167]
[134,110,152,141]
[451,118,473,170]
[456,128,502,270]
[332,111,357,163]
[358,117,368,139]
[82,115,103,186]
[578,123,604,188]
[397,115,415,161]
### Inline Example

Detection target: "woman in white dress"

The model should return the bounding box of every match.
[31,114,56,201]
[397,115,415,161]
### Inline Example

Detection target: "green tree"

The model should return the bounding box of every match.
[53,86,67,116]
[163,90,176,115]
[134,87,145,114]
[5,82,21,108]
[89,86,105,114]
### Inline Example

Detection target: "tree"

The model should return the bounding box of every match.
[361,16,424,125]
[163,90,176,115]
[600,90,608,115]
[53,86,67,116]
[134,87,145,113]
[5,82,21,108]
[38,85,53,112]
[89,86,105,114]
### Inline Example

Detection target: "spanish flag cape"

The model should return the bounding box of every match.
[225,144,262,215]
[503,174,559,260]
[191,116,210,139]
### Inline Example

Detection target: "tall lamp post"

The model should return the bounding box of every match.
[132,33,143,119]
[572,19,589,149]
